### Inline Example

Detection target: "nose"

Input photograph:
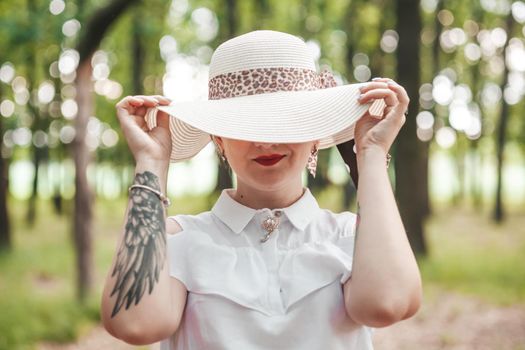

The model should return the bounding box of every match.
[253,142,278,149]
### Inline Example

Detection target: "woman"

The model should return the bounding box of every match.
[101,30,422,349]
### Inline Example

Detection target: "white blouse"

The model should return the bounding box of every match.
[160,188,374,350]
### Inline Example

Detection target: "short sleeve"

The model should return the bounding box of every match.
[335,211,358,284]
[166,225,190,288]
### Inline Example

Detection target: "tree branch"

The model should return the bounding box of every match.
[76,0,140,64]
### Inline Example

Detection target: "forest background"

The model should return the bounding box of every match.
[1,0,525,349]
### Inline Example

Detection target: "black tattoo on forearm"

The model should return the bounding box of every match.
[110,171,166,318]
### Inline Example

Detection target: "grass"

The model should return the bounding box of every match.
[0,199,101,350]
[419,204,525,306]
[0,191,524,349]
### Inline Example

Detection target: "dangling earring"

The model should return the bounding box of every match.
[218,148,227,164]
[212,137,228,165]
[307,145,318,178]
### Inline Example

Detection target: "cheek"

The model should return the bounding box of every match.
[295,148,312,165]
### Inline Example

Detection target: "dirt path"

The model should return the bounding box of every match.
[39,289,525,350]
[373,288,525,350]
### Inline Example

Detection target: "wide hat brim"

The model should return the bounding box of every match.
[145,83,383,162]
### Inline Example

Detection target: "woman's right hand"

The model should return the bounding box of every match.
[116,95,172,166]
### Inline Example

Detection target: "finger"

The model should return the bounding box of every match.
[358,88,397,107]
[134,105,149,117]
[359,82,389,94]
[151,95,172,105]
[132,95,163,105]
[371,77,394,83]
[116,95,143,109]
[387,82,410,107]
[136,96,160,107]
[380,83,409,125]
[157,111,170,129]
[132,114,146,128]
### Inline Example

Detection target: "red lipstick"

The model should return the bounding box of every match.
[254,154,285,166]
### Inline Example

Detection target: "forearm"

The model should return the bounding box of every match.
[101,163,176,343]
[344,147,422,326]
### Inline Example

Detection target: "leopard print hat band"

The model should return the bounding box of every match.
[208,67,338,100]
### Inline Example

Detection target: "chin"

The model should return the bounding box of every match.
[248,171,299,190]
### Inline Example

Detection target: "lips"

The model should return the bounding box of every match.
[254,154,285,166]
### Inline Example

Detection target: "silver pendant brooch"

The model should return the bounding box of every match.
[260,211,281,243]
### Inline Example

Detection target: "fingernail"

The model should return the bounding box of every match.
[372,77,382,81]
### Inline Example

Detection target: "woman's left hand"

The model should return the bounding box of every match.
[353,78,410,155]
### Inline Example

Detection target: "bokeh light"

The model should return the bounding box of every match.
[481,0,511,14]
[59,125,76,144]
[49,0,65,15]
[12,127,32,147]
[58,49,80,75]
[416,111,435,130]
[437,9,454,26]
[0,100,15,118]
[32,130,48,148]
[354,65,371,82]
[61,99,78,119]
[0,62,15,84]
[160,35,178,62]
[432,74,454,105]
[481,82,502,108]
[380,30,399,53]
[38,81,56,105]
[49,61,60,78]
[435,126,457,148]
[417,127,434,142]
[62,19,81,37]
[512,1,525,22]
[101,129,119,148]
[163,55,209,102]
[191,7,218,42]
[464,43,482,63]
[352,53,369,67]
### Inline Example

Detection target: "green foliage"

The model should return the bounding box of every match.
[0,193,213,349]
[420,206,525,305]
[0,199,100,349]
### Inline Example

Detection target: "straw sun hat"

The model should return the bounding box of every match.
[145,30,384,162]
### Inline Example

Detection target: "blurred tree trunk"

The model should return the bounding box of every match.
[26,0,49,226]
[132,11,145,95]
[422,0,446,217]
[395,0,427,256]
[73,59,94,302]
[214,0,237,192]
[469,4,485,210]
[73,0,139,302]
[51,76,64,215]
[493,13,514,223]
[341,0,361,208]
[369,0,387,78]
[254,0,270,28]
[0,86,10,250]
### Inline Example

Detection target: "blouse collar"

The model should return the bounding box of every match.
[212,188,320,234]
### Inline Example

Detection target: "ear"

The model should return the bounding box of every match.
[212,135,224,150]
